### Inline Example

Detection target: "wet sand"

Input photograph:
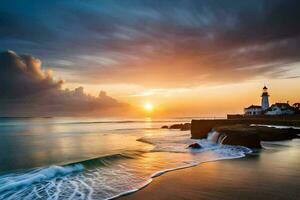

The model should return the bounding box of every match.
[120,140,300,200]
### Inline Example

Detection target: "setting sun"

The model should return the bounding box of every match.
[144,103,154,112]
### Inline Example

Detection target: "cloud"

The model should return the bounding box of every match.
[0,51,128,117]
[0,0,300,87]
[0,50,63,98]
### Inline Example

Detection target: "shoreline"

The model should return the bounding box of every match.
[119,139,300,200]
[115,154,251,200]
[111,154,249,200]
[110,145,252,200]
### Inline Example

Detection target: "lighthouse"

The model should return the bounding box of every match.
[261,85,269,110]
[242,85,295,116]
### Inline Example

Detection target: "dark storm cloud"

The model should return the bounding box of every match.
[0,51,128,117]
[0,50,62,98]
[0,0,300,87]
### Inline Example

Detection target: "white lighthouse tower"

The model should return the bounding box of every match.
[261,85,270,111]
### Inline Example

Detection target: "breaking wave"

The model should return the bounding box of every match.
[0,165,84,193]
[0,131,251,200]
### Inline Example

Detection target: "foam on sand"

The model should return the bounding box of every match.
[0,131,252,200]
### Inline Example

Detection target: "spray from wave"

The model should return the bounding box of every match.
[0,131,251,200]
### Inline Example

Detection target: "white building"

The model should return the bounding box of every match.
[244,85,295,116]
[265,103,295,115]
[244,105,262,115]
[244,86,269,116]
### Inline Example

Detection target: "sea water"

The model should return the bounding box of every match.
[0,117,251,200]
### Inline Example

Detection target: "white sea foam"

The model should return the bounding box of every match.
[250,124,300,129]
[0,164,84,193]
[0,130,252,200]
[137,131,252,178]
[106,179,153,200]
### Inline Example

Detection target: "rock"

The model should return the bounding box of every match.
[169,123,191,130]
[216,125,300,141]
[220,132,262,149]
[258,127,300,141]
[191,119,300,139]
[215,125,263,148]
[161,125,168,129]
[191,119,244,139]
[180,123,191,131]
[169,124,183,129]
[214,124,300,149]
[188,143,202,149]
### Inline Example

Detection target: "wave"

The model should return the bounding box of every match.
[150,149,249,179]
[53,119,189,126]
[0,151,146,195]
[0,132,252,200]
[65,151,145,169]
[112,144,251,199]
[136,132,252,178]
[108,146,251,200]
[0,118,189,128]
[151,162,198,178]
[0,164,84,193]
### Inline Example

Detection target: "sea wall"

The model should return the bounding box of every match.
[191,118,300,139]
[227,114,300,120]
[214,124,300,148]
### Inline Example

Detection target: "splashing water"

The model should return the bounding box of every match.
[0,131,251,200]
[0,118,253,200]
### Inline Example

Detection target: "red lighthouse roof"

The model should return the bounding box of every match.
[263,85,268,90]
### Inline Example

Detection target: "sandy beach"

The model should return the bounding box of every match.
[120,140,300,200]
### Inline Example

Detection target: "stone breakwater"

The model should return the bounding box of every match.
[161,123,191,131]
[191,119,300,148]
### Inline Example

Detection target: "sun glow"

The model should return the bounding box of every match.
[144,102,154,112]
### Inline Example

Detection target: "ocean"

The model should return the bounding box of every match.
[0,117,251,200]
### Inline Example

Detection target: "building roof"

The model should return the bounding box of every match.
[273,103,292,108]
[265,103,294,112]
[263,86,268,90]
[245,105,261,109]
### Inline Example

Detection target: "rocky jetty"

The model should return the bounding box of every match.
[169,124,183,129]
[163,123,191,131]
[212,124,300,148]
[191,118,300,139]
[213,125,262,148]
[180,123,191,131]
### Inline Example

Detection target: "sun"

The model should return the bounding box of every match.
[144,102,154,112]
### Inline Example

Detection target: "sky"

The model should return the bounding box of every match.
[0,0,300,117]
